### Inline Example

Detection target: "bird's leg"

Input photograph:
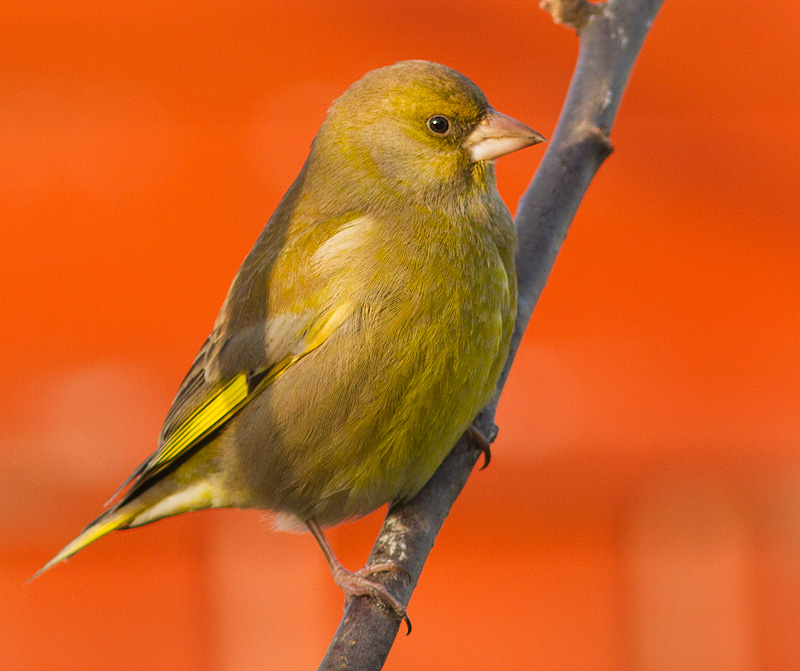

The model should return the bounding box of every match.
[465,423,491,469]
[305,518,412,634]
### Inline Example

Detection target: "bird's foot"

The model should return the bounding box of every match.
[465,423,491,469]
[331,561,412,634]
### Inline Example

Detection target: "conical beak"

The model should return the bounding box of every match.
[464,110,546,163]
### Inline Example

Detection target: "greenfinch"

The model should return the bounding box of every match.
[36,60,544,623]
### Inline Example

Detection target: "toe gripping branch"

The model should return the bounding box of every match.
[307,518,413,634]
[466,423,492,470]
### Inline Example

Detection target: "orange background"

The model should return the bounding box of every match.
[2,1,799,669]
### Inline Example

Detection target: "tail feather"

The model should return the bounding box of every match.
[30,504,140,581]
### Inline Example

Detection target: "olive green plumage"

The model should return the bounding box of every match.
[38,60,543,577]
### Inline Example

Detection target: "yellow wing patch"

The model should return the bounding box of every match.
[133,300,354,485]
[146,374,250,474]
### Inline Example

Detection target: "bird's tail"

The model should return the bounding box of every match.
[30,502,142,581]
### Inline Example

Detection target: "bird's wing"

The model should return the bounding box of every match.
[109,299,352,505]
[108,206,373,504]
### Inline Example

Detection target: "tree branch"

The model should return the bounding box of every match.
[318,1,665,668]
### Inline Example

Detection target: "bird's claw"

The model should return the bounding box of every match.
[332,561,412,634]
[465,424,491,469]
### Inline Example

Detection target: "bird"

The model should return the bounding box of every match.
[35,60,544,628]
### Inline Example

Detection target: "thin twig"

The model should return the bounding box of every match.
[317,1,665,668]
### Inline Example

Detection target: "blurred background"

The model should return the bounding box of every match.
[2,1,798,669]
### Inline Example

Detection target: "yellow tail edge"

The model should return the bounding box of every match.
[29,505,138,582]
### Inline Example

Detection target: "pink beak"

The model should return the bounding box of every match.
[464,110,546,163]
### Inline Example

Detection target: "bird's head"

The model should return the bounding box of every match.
[308,61,544,211]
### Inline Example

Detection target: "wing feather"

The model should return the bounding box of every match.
[108,300,353,505]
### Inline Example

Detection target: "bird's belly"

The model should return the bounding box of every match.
[225,271,511,526]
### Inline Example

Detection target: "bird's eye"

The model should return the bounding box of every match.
[426,115,450,135]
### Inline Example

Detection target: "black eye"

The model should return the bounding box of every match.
[426,115,450,135]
